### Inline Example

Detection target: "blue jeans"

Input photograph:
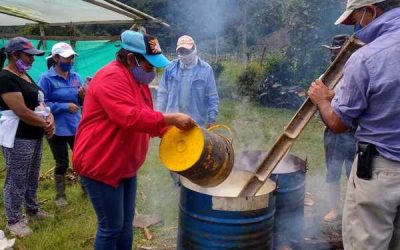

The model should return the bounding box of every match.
[324,128,357,183]
[80,176,137,250]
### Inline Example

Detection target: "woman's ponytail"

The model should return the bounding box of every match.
[0,47,6,70]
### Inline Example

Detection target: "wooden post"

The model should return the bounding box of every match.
[241,0,248,65]
[39,23,46,50]
[215,33,219,63]
[70,23,76,49]
[259,46,267,66]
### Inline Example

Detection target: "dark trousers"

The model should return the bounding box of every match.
[2,138,42,224]
[324,128,357,183]
[80,176,137,250]
[47,135,74,175]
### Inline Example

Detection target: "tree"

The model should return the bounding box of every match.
[280,0,351,87]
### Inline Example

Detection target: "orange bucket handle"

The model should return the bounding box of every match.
[207,124,233,143]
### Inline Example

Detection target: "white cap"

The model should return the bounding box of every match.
[335,0,386,25]
[47,42,78,59]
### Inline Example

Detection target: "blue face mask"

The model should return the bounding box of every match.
[59,62,72,72]
[354,23,363,32]
[354,8,367,33]
[131,58,156,85]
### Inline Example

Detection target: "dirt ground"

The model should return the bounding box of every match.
[304,203,343,250]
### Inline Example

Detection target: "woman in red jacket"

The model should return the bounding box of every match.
[72,31,194,250]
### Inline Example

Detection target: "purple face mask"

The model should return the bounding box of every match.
[131,58,156,85]
[15,59,32,73]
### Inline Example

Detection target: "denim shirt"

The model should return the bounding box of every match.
[38,67,82,136]
[332,8,400,162]
[156,58,219,127]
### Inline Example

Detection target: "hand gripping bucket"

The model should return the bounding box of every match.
[159,125,234,187]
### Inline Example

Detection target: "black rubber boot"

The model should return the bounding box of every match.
[55,174,68,207]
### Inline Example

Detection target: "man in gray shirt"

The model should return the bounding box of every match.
[308,0,400,249]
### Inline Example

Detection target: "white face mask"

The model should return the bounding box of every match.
[178,48,197,66]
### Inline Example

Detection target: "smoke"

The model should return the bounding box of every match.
[133,0,357,247]
[220,99,295,153]
[161,0,239,55]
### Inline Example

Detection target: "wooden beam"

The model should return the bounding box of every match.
[103,0,170,28]
[0,6,46,24]
[303,239,343,250]
[82,0,141,20]
[45,20,135,26]
[0,34,121,41]
[21,19,162,27]
[238,38,365,197]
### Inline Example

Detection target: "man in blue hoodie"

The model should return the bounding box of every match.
[157,35,219,187]
[157,35,219,128]
[308,0,400,249]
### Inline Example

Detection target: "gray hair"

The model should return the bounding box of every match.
[375,0,400,11]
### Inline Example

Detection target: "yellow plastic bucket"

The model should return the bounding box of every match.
[159,125,234,187]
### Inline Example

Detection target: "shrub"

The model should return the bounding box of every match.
[237,63,264,102]
[263,51,292,86]
[216,61,244,100]
[210,61,224,80]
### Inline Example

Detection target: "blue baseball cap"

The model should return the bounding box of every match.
[121,30,170,68]
[5,37,44,56]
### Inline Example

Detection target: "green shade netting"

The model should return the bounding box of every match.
[0,39,120,82]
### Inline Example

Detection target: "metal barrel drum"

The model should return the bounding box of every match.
[160,125,234,187]
[270,154,306,250]
[178,180,276,250]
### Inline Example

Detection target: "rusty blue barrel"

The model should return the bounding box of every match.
[270,154,307,250]
[177,185,275,250]
[177,151,277,250]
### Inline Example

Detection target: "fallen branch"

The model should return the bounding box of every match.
[39,167,55,180]
[38,198,50,205]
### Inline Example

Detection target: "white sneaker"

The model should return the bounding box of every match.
[6,221,32,237]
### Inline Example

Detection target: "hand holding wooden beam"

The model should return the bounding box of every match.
[239,37,365,197]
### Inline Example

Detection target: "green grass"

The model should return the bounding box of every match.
[218,100,326,172]
[0,100,328,249]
